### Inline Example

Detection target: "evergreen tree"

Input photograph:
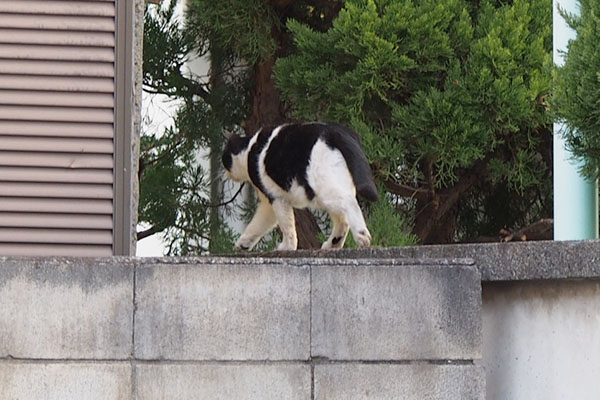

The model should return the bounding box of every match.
[139,0,348,252]
[276,0,553,243]
[140,1,246,254]
[554,0,600,179]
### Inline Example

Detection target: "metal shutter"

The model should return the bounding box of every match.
[0,0,118,256]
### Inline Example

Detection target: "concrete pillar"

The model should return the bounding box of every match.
[553,0,599,240]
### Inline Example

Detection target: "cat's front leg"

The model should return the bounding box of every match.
[235,198,277,251]
[271,199,297,251]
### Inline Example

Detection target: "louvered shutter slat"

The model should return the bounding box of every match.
[0,152,113,169]
[0,244,112,257]
[0,76,114,93]
[0,213,113,229]
[0,1,116,17]
[0,198,112,214]
[0,121,113,138]
[0,14,115,32]
[0,60,114,77]
[0,0,117,256]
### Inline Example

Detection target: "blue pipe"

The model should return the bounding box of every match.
[553,0,599,240]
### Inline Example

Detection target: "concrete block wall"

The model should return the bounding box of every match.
[0,257,483,399]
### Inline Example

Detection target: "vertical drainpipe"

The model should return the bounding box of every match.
[553,0,599,240]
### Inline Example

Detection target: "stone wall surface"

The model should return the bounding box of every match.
[134,261,311,361]
[0,258,134,360]
[136,364,311,400]
[314,364,485,400]
[259,239,600,281]
[0,362,132,400]
[0,256,483,400]
[482,280,600,400]
[311,262,481,360]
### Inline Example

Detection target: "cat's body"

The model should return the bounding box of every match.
[222,122,378,251]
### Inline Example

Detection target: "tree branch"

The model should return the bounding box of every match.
[383,179,429,200]
[143,76,211,100]
[208,183,246,208]
[137,225,161,241]
[412,157,489,243]
[435,157,490,216]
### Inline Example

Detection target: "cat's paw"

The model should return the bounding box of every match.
[321,235,345,250]
[277,241,297,251]
[354,229,372,248]
[234,238,253,252]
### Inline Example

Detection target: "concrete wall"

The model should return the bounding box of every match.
[250,240,600,399]
[131,0,144,254]
[483,280,600,400]
[4,241,599,399]
[0,257,483,400]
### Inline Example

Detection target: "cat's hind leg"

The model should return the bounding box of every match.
[321,212,349,249]
[235,196,277,251]
[271,199,298,251]
[322,196,371,248]
[346,199,372,247]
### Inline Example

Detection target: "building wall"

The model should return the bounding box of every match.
[0,0,139,256]
[483,280,600,400]
[130,0,145,255]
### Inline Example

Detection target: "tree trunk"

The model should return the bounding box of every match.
[208,46,225,252]
[294,209,322,249]
[208,140,224,252]
[409,159,487,244]
[413,197,459,244]
[245,58,284,135]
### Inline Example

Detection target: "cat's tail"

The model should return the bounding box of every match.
[326,124,379,202]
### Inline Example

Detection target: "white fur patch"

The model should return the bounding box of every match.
[306,139,356,209]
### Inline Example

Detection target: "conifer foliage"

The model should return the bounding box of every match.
[276,0,553,243]
[554,0,600,179]
[139,0,345,253]
[140,1,247,254]
[141,0,554,250]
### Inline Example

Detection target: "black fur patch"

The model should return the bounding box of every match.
[263,124,321,201]
[332,236,342,245]
[248,127,275,202]
[222,135,250,171]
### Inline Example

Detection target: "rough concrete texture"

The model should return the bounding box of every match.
[0,258,133,359]
[312,262,482,360]
[0,362,131,400]
[483,280,600,400]
[314,364,484,399]
[130,0,144,255]
[134,261,311,360]
[251,239,600,281]
[0,256,483,399]
[372,240,600,281]
[136,364,311,400]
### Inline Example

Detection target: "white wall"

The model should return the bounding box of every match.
[482,281,600,400]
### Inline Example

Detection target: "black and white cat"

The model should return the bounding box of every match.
[222,122,378,251]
